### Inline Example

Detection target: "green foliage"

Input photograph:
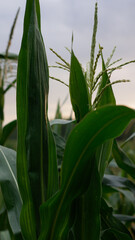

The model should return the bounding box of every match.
[69,50,89,122]
[0,8,19,239]
[0,1,135,240]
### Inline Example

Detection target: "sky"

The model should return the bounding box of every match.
[0,0,135,124]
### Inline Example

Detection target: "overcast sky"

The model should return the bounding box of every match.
[1,0,135,124]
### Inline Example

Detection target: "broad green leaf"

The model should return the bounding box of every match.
[73,53,116,238]
[17,0,41,239]
[17,0,41,238]
[96,53,116,179]
[69,50,89,122]
[39,105,135,240]
[17,0,58,239]
[0,146,22,237]
[101,198,132,240]
[0,120,17,145]
[73,158,101,240]
[113,140,135,179]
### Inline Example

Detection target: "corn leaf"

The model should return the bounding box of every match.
[0,120,17,145]
[102,229,132,240]
[95,53,116,179]
[0,146,22,237]
[101,198,132,240]
[69,50,89,122]
[17,0,58,239]
[50,119,74,127]
[96,53,116,107]
[112,140,135,179]
[103,174,135,195]
[39,105,135,240]
[73,158,101,240]
[73,53,116,238]
[17,1,41,239]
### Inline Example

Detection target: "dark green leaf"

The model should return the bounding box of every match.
[53,132,66,166]
[39,105,135,240]
[96,53,116,179]
[102,229,132,240]
[0,210,9,231]
[103,174,135,195]
[101,198,132,240]
[0,120,17,145]
[0,146,22,236]
[73,158,101,240]
[113,140,135,179]
[69,50,89,122]
[96,53,116,107]
[17,0,58,239]
[96,140,113,179]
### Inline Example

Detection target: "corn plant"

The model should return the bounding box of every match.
[0,8,20,240]
[1,0,135,240]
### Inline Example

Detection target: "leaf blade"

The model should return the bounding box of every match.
[39,105,135,239]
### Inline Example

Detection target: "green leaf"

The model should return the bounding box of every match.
[103,174,135,195]
[96,53,116,107]
[17,0,41,238]
[51,119,75,140]
[101,198,132,240]
[0,120,17,145]
[39,105,135,240]
[112,140,135,179]
[0,210,9,231]
[53,131,66,166]
[102,229,132,240]
[47,124,58,200]
[96,140,113,179]
[121,132,135,147]
[50,119,75,127]
[0,146,22,236]
[95,53,116,179]
[73,158,101,240]
[69,50,89,122]
[17,0,58,239]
